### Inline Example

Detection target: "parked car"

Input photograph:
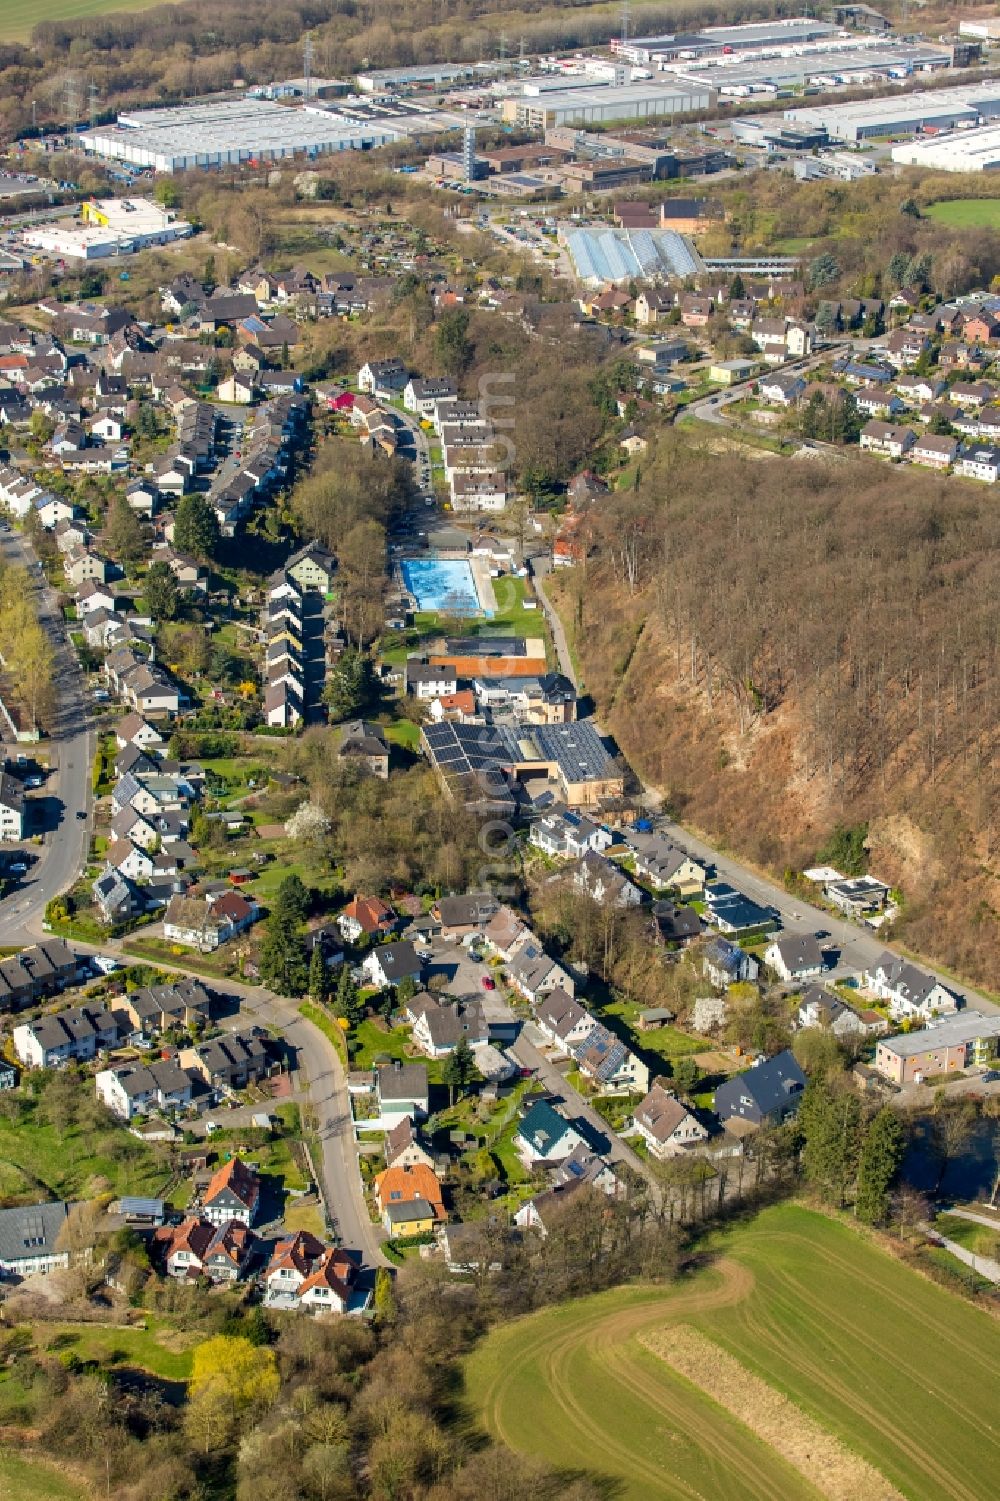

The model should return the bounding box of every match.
[481,975,496,991]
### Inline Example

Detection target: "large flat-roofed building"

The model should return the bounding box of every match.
[786,83,1000,142]
[891,125,1000,172]
[80,99,404,174]
[500,80,714,131]
[617,19,837,65]
[24,196,194,260]
[667,40,952,97]
[357,62,477,94]
[874,1012,1000,1085]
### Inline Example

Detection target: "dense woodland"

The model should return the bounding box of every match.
[552,436,1000,987]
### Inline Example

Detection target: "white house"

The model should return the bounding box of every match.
[633,1083,709,1159]
[515,1099,585,1167]
[361,941,422,992]
[96,1061,193,1121]
[765,934,825,983]
[863,954,960,1022]
[534,987,596,1055]
[0,1201,72,1279]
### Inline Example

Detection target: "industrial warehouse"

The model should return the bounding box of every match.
[784,82,1000,142]
[80,98,406,173]
[499,79,715,130]
[891,125,1000,173]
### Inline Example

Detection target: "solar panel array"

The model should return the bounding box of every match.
[565,226,703,285]
[422,721,521,778]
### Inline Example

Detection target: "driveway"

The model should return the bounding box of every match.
[512,1027,655,1189]
[0,527,93,946]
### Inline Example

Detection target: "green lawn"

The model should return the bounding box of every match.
[0,0,175,42]
[601,997,705,1061]
[349,1018,415,1069]
[0,1452,88,1500]
[936,1212,1000,1259]
[384,719,422,752]
[925,198,1000,229]
[38,1319,195,1382]
[299,1001,349,1065]
[466,1202,1000,1501]
[0,1112,166,1205]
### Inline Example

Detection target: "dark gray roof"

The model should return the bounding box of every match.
[0,1200,72,1266]
[714,1050,806,1122]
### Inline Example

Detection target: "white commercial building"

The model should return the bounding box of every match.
[891,125,1000,172]
[80,98,404,174]
[786,83,1000,142]
[21,197,192,260]
[500,80,714,130]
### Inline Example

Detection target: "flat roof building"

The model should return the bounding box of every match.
[501,80,714,131]
[81,99,404,174]
[891,124,1000,172]
[875,1012,1000,1085]
[357,63,477,94]
[786,83,1000,142]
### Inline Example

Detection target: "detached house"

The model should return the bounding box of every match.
[201,1156,260,1227]
[859,421,915,460]
[912,433,958,471]
[361,941,422,992]
[714,1050,806,1131]
[535,987,596,1055]
[515,1099,585,1168]
[374,1162,444,1234]
[338,895,395,943]
[633,1082,708,1159]
[863,954,960,1022]
[764,933,825,983]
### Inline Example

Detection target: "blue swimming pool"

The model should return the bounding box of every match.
[401,558,485,615]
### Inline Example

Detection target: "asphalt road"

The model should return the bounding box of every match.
[512,1027,656,1189]
[0,527,93,947]
[55,937,388,1269]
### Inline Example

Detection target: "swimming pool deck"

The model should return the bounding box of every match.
[470,557,498,615]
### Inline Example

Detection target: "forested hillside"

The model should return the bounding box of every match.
[550,436,1000,986]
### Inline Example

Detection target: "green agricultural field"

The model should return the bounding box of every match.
[926,199,1000,229]
[465,1202,1000,1501]
[0,0,178,43]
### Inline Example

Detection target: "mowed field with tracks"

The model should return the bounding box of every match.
[465,1204,1000,1501]
[0,0,177,44]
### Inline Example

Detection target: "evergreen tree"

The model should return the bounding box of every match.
[856,1106,905,1226]
[336,962,364,1027]
[259,918,308,997]
[106,493,146,567]
[272,873,310,928]
[798,1079,863,1207]
[443,1035,476,1105]
[308,944,329,1002]
[323,648,371,722]
[174,491,220,560]
[373,1265,396,1325]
